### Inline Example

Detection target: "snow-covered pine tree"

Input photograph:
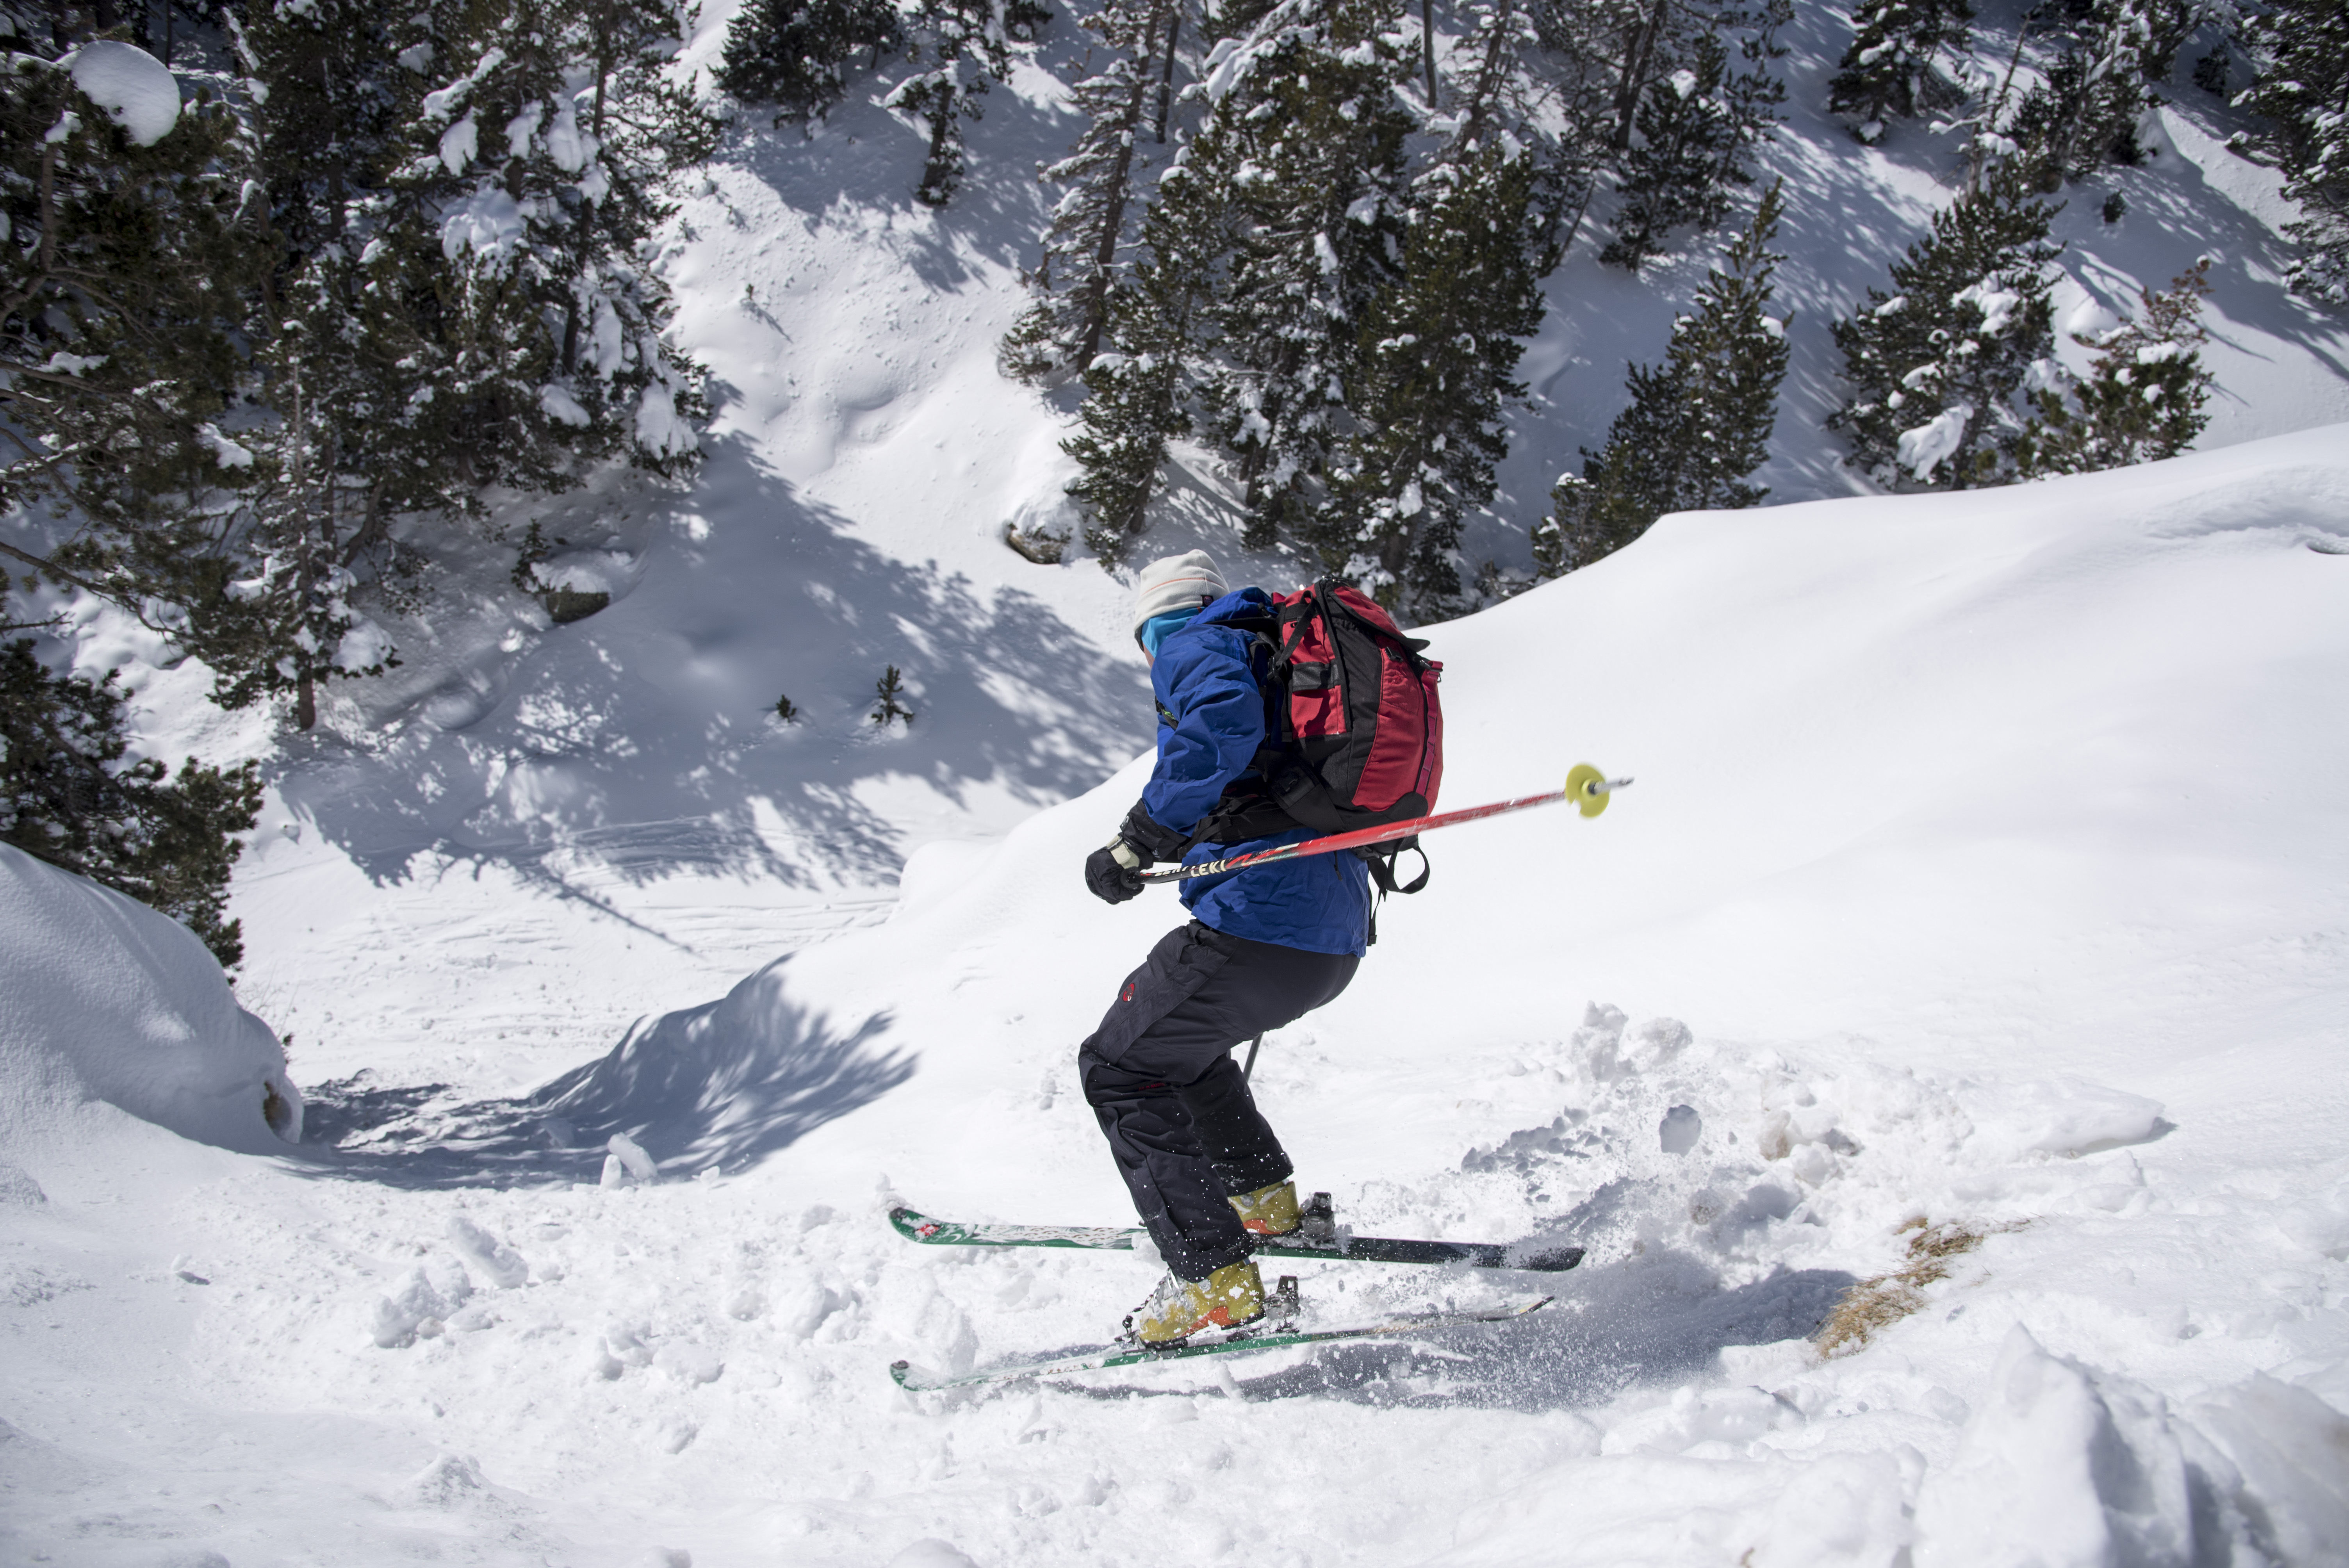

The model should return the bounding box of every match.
[1190,0,1414,543]
[0,26,270,645]
[353,1,711,515]
[0,611,264,967]
[1827,168,2060,489]
[1827,0,1973,143]
[2015,258,2215,476]
[1452,0,1613,251]
[1321,144,1553,617]
[1545,179,1788,572]
[1599,4,1784,272]
[889,0,1052,207]
[2236,0,2349,306]
[1059,91,1242,562]
[1000,0,1174,383]
[717,0,906,123]
[2007,0,2159,188]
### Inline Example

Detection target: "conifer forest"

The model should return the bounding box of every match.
[3,0,2347,957]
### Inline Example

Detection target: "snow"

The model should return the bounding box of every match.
[0,844,299,1156]
[4,5,2348,1564]
[1895,401,1971,479]
[68,40,179,147]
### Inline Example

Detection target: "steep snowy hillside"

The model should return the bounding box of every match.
[5,428,2346,1567]
[182,0,2349,1098]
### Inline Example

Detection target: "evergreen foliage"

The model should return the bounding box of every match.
[718,0,905,123]
[2236,0,2349,306]
[871,665,914,725]
[1599,3,1785,272]
[1000,0,1173,382]
[1545,181,1789,574]
[2016,258,2214,476]
[888,0,1052,207]
[0,630,263,968]
[0,29,263,617]
[1321,146,1554,614]
[1827,170,2060,489]
[2006,0,2160,188]
[1827,0,1973,141]
[1062,0,1417,562]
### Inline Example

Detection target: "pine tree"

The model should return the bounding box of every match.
[1599,6,1784,272]
[888,0,1052,207]
[1827,169,2060,488]
[341,2,713,514]
[2236,0,2349,306]
[1545,180,1789,572]
[1059,109,1233,563]
[0,27,292,682]
[717,0,905,123]
[1191,1,1414,542]
[2007,0,2159,189]
[1,620,264,968]
[1827,0,1973,142]
[2016,259,2214,476]
[1321,145,1554,616]
[1062,0,1413,555]
[1000,0,1173,382]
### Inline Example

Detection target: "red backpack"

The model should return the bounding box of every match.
[1198,579,1445,893]
[1262,580,1444,832]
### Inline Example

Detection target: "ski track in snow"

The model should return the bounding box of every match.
[6,2,2349,1564]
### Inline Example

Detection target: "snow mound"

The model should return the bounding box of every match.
[0,845,299,1154]
[525,960,913,1177]
[68,41,179,147]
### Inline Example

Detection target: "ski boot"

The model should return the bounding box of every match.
[1125,1259,1265,1346]
[1227,1180,1300,1237]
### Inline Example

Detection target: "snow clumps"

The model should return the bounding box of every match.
[68,41,179,146]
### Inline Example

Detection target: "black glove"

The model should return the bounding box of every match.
[1117,803,1189,862]
[1084,841,1146,904]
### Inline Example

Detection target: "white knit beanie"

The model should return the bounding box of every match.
[1130,550,1228,638]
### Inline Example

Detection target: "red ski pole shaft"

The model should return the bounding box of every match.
[1137,765,1630,886]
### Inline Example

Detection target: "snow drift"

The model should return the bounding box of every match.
[0,843,300,1155]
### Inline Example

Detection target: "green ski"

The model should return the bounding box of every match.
[889,1290,1555,1392]
[888,1199,1585,1273]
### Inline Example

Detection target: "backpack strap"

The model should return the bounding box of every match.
[1360,837,1430,896]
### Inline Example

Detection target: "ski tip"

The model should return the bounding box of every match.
[888,1206,938,1241]
[1516,1245,1587,1273]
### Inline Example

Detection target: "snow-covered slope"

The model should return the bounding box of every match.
[7,429,2347,1566]
[0,843,299,1158]
[201,0,2349,1103]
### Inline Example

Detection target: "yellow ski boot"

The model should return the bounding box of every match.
[1227,1180,1300,1237]
[1126,1260,1265,1345]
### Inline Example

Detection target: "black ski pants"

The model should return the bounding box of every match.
[1078,921,1360,1281]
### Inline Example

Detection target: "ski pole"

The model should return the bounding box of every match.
[1241,1033,1264,1080]
[1138,764,1630,886]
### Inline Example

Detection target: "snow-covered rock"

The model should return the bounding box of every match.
[0,844,298,1154]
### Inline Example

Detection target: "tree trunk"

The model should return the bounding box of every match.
[1155,9,1181,144]
[1422,0,1438,105]
[1611,2,1669,150]
[918,85,958,203]
[1078,71,1154,367]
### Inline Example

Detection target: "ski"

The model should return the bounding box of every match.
[889,1289,1555,1392]
[888,1199,1586,1274]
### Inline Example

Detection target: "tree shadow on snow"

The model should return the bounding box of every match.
[279,416,1150,907]
[283,969,913,1190]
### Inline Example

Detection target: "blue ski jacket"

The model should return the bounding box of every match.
[1140,589,1371,957]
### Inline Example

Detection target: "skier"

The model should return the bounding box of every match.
[1080,550,1373,1345]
